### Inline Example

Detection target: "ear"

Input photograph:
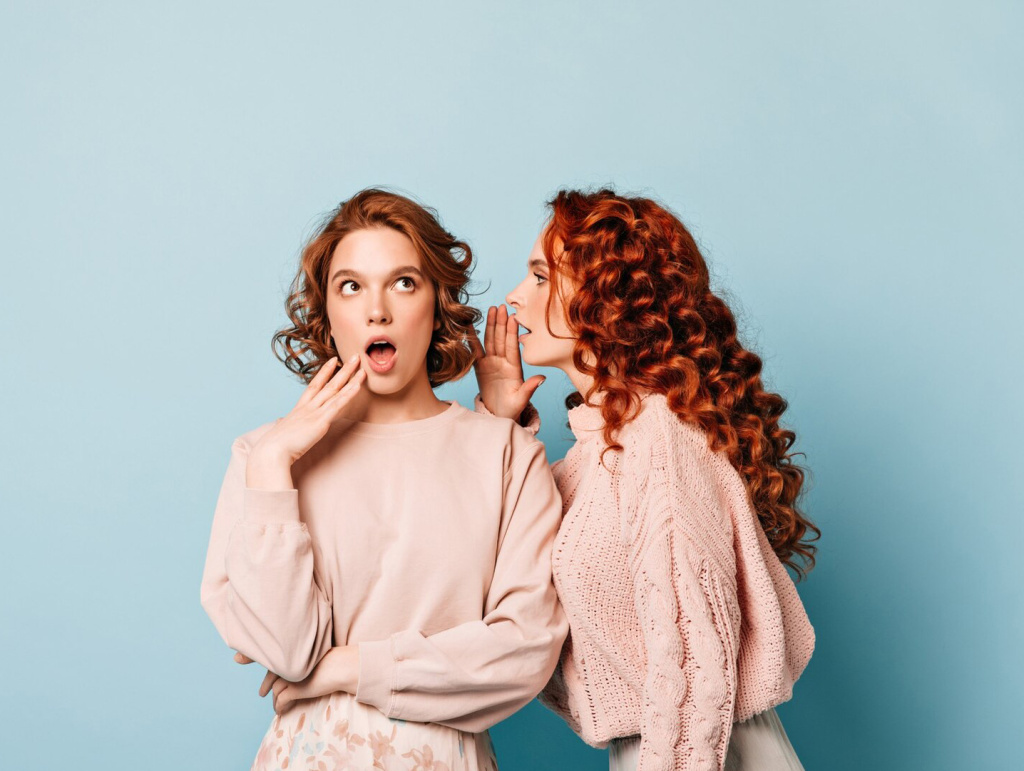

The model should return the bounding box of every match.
[433,316,441,332]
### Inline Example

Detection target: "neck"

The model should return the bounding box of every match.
[559,361,596,400]
[360,367,448,423]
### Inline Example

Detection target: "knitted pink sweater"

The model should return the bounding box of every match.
[479,393,814,771]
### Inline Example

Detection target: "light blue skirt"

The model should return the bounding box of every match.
[608,708,804,771]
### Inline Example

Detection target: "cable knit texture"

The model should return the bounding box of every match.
[475,393,814,771]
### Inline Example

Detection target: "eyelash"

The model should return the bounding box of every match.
[534,272,547,284]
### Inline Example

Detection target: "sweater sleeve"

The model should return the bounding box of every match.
[354,438,568,732]
[625,445,739,771]
[473,393,541,436]
[200,436,334,682]
[537,645,582,734]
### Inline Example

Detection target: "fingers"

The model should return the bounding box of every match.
[504,311,522,371]
[234,652,254,665]
[522,374,546,400]
[484,306,497,357]
[323,368,367,415]
[310,355,361,409]
[297,357,339,406]
[259,670,279,698]
[494,305,507,359]
[273,679,291,714]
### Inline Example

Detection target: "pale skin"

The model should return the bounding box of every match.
[237,226,451,714]
[241,229,586,715]
[469,232,595,420]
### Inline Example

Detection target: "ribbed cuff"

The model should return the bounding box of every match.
[242,488,301,524]
[474,394,541,436]
[356,637,398,715]
[519,402,541,436]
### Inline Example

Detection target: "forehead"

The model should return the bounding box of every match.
[330,227,421,273]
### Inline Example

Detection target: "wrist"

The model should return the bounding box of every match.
[495,400,524,421]
[329,645,360,694]
[245,445,294,490]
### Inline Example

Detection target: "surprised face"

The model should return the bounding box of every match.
[325,227,439,397]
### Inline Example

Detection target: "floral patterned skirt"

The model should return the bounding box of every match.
[250,691,499,771]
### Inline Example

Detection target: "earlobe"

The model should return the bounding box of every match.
[433,317,441,332]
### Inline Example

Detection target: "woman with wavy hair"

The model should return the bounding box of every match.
[201,188,567,771]
[471,188,817,771]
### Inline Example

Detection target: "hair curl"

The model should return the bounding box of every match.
[273,188,481,387]
[543,188,819,577]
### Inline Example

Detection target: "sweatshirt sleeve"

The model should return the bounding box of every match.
[473,393,541,436]
[354,437,568,732]
[624,440,739,771]
[200,435,334,682]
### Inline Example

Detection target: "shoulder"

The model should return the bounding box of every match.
[615,394,713,472]
[616,395,736,540]
[450,403,546,472]
[230,419,282,454]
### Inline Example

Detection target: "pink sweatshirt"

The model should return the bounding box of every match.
[478,393,814,771]
[200,401,568,733]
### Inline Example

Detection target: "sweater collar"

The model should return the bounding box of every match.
[567,400,605,440]
[567,391,660,443]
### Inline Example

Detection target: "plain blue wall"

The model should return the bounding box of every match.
[2,2,1021,769]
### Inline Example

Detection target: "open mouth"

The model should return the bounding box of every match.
[518,323,531,336]
[365,338,398,373]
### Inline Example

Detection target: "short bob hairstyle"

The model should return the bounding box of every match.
[273,188,481,387]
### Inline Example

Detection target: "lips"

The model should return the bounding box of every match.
[364,336,398,374]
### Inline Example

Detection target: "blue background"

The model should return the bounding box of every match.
[2,2,1021,769]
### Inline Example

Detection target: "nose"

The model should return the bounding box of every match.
[506,280,525,309]
[366,289,391,325]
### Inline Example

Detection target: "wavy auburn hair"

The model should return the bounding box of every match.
[543,188,818,577]
[273,188,481,387]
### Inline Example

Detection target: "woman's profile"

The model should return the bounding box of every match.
[472,188,817,771]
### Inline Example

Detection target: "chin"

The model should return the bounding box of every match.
[364,377,400,395]
[367,370,417,396]
[519,346,547,368]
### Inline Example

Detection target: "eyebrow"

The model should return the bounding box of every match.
[330,265,426,283]
[528,259,548,270]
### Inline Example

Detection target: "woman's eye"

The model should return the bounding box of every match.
[534,272,548,285]
[394,277,416,291]
[340,280,359,295]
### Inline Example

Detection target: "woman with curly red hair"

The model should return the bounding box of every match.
[201,189,567,770]
[472,188,818,770]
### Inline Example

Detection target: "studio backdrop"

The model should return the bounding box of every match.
[1,2,1021,770]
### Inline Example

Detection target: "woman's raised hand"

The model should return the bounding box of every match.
[469,305,545,421]
[246,355,367,490]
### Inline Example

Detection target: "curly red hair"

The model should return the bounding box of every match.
[543,188,819,577]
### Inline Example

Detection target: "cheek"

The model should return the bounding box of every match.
[326,303,356,347]
[541,294,568,338]
[403,295,438,343]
